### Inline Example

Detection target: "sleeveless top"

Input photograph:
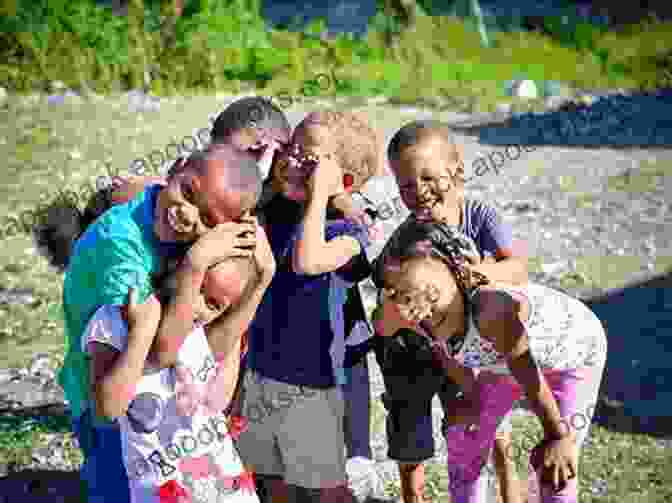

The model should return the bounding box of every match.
[446,283,607,375]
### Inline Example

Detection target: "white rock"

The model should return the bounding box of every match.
[51,80,66,91]
[0,87,6,103]
[496,102,512,114]
[541,261,567,276]
[510,80,538,100]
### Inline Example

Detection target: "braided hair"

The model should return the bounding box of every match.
[375,220,490,354]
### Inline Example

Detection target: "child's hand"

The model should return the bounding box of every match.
[126,288,162,337]
[306,151,343,201]
[187,221,257,270]
[442,395,481,428]
[535,434,578,492]
[247,217,275,283]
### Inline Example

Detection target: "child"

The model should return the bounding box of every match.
[83,244,272,503]
[37,143,270,503]
[234,110,374,503]
[282,111,390,503]
[373,222,607,503]
[372,120,529,503]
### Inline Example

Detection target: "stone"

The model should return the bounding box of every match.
[510,80,538,100]
[495,102,512,114]
[50,81,66,92]
[0,87,6,104]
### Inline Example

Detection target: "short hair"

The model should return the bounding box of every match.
[153,256,259,308]
[293,110,382,191]
[168,145,263,202]
[211,96,291,143]
[387,120,460,163]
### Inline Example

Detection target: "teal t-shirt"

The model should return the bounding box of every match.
[60,185,169,419]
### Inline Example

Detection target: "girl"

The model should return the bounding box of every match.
[82,242,272,503]
[372,120,528,503]
[373,221,607,503]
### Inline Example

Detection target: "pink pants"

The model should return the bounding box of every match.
[443,366,604,503]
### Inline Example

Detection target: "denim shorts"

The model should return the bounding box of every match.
[71,409,130,503]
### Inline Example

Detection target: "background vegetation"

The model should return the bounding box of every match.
[0,0,671,112]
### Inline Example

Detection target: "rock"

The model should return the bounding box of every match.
[50,81,66,92]
[0,87,6,104]
[510,80,538,100]
[28,354,55,382]
[0,288,38,307]
[495,102,512,115]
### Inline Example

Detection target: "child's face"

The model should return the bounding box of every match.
[155,153,258,243]
[382,256,460,323]
[271,129,344,202]
[227,125,290,177]
[194,261,253,327]
[390,136,464,222]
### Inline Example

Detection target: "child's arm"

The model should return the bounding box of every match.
[205,220,274,357]
[152,221,257,368]
[88,291,161,419]
[294,154,363,275]
[471,249,528,286]
[467,204,528,285]
[475,288,568,440]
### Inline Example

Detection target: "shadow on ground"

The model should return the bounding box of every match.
[0,469,81,503]
[586,270,672,436]
[448,89,672,149]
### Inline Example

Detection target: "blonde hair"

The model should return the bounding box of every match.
[293,110,383,191]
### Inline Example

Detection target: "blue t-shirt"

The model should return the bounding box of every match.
[61,185,189,418]
[248,195,370,388]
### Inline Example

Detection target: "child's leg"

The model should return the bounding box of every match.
[75,411,131,503]
[442,373,518,503]
[531,364,605,503]
[493,430,522,503]
[375,337,442,503]
[343,353,372,459]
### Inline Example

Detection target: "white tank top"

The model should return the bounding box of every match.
[451,283,607,374]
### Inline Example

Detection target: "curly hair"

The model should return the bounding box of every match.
[292,110,383,192]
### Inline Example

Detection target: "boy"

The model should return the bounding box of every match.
[235,114,372,503]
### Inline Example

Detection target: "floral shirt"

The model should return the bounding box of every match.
[83,305,259,503]
[453,283,607,374]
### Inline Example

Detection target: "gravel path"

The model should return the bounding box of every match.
[0,90,671,500]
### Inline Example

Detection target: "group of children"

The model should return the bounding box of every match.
[37,96,607,503]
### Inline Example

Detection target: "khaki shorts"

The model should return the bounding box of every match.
[235,369,347,489]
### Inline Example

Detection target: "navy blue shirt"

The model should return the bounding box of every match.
[249,195,371,388]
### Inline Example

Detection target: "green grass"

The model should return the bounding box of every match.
[606,160,671,194]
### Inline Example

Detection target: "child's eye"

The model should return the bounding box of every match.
[204,296,223,312]
[200,213,215,228]
[181,181,196,203]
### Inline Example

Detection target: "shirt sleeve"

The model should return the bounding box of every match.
[81,305,129,354]
[326,219,371,283]
[93,232,154,307]
[474,203,514,257]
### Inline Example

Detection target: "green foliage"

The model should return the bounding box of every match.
[0,1,671,101]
